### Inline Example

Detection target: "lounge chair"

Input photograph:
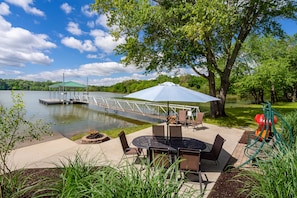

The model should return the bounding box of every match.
[178,109,187,126]
[192,112,205,130]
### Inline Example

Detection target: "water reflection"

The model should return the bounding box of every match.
[0,91,150,138]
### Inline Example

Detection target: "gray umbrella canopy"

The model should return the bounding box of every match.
[124,82,220,103]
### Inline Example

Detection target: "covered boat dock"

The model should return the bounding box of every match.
[39,81,89,105]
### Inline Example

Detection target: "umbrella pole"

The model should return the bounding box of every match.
[166,101,169,143]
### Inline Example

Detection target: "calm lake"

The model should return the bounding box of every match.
[0,91,153,138]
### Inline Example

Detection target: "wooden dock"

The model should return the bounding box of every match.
[39,99,88,105]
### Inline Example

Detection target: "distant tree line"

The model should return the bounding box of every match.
[0,75,209,94]
[1,62,297,104]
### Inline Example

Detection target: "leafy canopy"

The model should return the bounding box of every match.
[93,0,297,75]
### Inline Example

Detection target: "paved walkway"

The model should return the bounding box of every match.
[7,123,245,197]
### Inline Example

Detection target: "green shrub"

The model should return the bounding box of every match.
[0,92,51,198]
[240,143,297,197]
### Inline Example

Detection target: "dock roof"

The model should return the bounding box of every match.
[49,81,87,88]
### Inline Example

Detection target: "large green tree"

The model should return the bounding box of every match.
[92,0,297,117]
[235,34,297,103]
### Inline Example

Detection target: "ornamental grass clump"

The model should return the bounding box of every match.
[239,142,297,198]
[34,153,199,198]
[282,110,297,145]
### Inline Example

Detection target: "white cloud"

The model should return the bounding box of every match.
[90,76,133,86]
[60,3,73,14]
[61,36,96,53]
[0,2,10,15]
[96,14,108,29]
[66,22,82,35]
[90,29,125,54]
[79,62,141,76]
[87,21,95,28]
[95,14,119,31]
[0,69,22,76]
[81,4,97,17]
[88,72,153,86]
[86,54,98,59]
[0,16,56,67]
[17,61,144,85]
[5,0,44,16]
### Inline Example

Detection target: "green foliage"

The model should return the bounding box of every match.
[200,102,297,130]
[0,92,51,174]
[282,110,297,145]
[37,153,198,198]
[0,79,55,91]
[235,34,297,103]
[0,170,41,198]
[92,0,297,117]
[239,143,297,197]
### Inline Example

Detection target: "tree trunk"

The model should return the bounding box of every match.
[259,89,264,103]
[251,89,258,104]
[292,85,297,102]
[208,71,220,118]
[218,75,229,117]
[270,84,276,103]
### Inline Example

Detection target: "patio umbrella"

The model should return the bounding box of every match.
[124,82,220,139]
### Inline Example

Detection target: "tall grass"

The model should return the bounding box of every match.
[0,170,43,198]
[239,142,297,198]
[34,153,199,198]
[282,110,297,145]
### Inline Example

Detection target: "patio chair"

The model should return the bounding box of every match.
[178,148,205,193]
[148,147,172,169]
[192,112,205,130]
[169,125,182,139]
[118,131,143,162]
[201,134,225,165]
[178,109,187,126]
[152,125,165,137]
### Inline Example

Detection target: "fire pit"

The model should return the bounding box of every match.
[81,129,110,144]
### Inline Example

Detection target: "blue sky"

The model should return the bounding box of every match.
[0,0,163,86]
[0,1,296,86]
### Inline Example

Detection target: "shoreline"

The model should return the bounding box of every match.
[15,132,66,149]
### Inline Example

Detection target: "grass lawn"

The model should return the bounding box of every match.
[200,102,297,130]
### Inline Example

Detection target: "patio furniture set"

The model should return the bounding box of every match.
[118,124,226,193]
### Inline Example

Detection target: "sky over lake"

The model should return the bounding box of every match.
[0,1,296,86]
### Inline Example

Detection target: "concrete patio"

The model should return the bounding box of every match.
[7,123,244,197]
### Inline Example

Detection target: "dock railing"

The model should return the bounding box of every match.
[85,96,200,121]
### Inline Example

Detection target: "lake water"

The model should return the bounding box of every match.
[0,91,152,138]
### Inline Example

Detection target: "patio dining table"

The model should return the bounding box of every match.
[132,135,206,152]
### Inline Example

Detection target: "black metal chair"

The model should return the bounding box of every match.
[169,125,182,139]
[148,147,172,169]
[152,125,165,137]
[201,134,225,165]
[178,148,204,193]
[118,131,143,162]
